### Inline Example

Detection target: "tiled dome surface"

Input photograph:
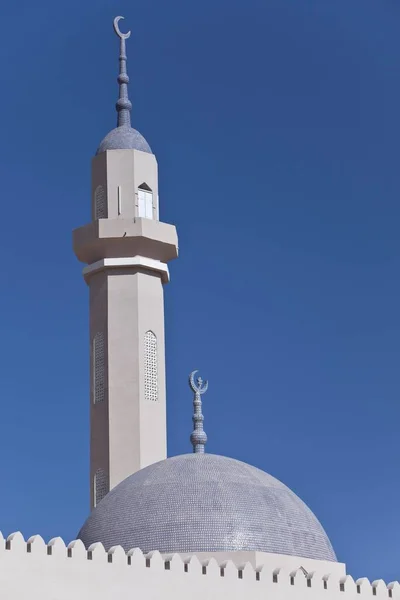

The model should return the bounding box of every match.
[78,453,336,561]
[96,125,152,154]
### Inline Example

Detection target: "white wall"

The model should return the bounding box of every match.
[0,532,397,600]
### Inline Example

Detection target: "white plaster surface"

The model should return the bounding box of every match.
[0,533,397,600]
[83,256,170,283]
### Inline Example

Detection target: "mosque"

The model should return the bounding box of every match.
[0,16,397,600]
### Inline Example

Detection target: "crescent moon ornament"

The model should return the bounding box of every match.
[113,16,131,40]
[189,370,208,395]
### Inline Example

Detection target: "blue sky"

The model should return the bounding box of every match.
[0,0,399,582]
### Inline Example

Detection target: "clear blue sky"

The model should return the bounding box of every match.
[0,0,398,582]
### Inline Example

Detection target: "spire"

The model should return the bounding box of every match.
[189,370,208,453]
[113,16,132,128]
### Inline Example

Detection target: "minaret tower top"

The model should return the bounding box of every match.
[96,16,151,155]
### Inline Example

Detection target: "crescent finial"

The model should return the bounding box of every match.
[189,370,208,395]
[113,16,132,128]
[113,16,131,40]
[189,370,209,453]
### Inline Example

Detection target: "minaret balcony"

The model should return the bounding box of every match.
[73,217,178,265]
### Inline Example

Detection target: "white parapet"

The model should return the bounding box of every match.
[0,531,398,600]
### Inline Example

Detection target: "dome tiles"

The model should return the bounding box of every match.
[79,453,336,561]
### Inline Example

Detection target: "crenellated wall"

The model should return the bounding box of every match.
[0,531,398,600]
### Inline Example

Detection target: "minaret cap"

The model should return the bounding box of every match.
[189,370,208,453]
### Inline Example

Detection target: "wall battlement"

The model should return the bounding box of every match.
[0,531,398,600]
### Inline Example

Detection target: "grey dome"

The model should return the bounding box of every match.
[78,454,336,561]
[96,125,152,155]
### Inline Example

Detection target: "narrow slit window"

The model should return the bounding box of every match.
[138,187,153,219]
[93,332,105,404]
[94,468,108,507]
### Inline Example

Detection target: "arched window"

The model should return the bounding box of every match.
[144,331,158,401]
[93,332,105,404]
[94,468,108,506]
[138,183,153,220]
[94,185,107,219]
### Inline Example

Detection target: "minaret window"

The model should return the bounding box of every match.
[94,185,107,219]
[93,332,105,404]
[94,468,108,506]
[138,184,153,219]
[144,331,158,401]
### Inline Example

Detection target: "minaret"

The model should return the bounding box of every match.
[73,16,178,510]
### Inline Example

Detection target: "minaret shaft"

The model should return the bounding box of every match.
[89,269,167,502]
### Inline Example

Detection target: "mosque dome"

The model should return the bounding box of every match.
[78,453,336,561]
[96,125,152,155]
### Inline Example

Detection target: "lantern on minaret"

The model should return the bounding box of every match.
[73,16,178,510]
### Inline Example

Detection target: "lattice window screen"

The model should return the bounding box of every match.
[93,332,105,404]
[94,468,108,506]
[144,331,158,401]
[94,185,107,219]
